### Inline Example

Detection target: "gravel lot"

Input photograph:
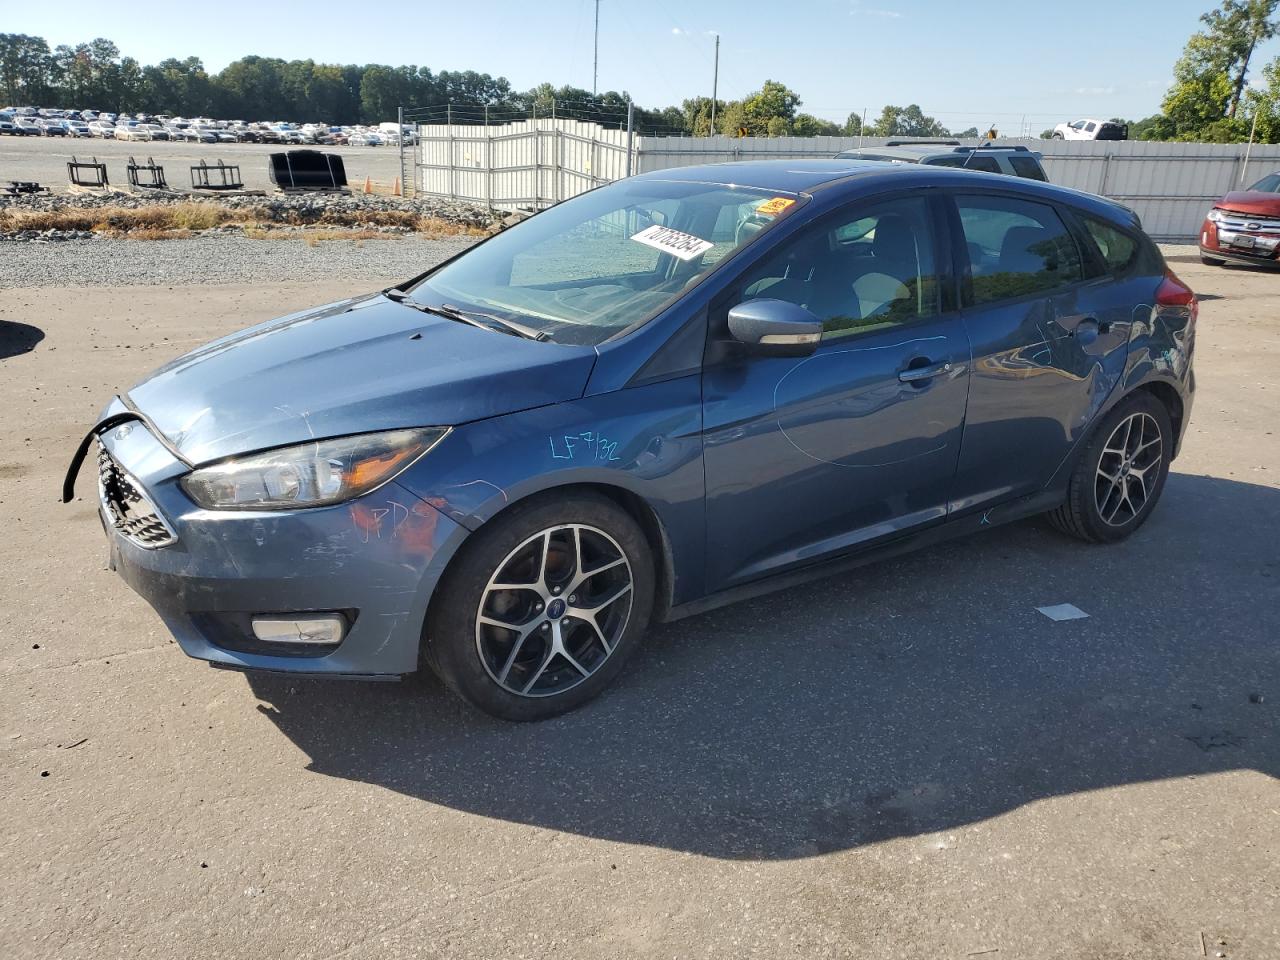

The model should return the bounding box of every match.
[0,133,408,193]
[0,245,1277,959]
[0,233,477,286]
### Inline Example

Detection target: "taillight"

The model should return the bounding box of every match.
[1156,268,1198,322]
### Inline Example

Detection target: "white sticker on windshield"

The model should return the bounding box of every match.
[630,224,715,261]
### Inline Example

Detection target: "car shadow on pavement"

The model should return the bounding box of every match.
[248,473,1279,860]
[0,321,45,359]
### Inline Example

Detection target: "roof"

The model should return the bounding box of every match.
[626,159,1140,228]
[629,159,913,195]
[834,145,1035,162]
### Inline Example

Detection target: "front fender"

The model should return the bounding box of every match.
[395,375,706,606]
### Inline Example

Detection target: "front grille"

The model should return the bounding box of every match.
[1216,211,1280,234]
[98,447,176,548]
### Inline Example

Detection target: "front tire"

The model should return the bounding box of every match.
[1049,392,1172,543]
[425,492,654,721]
[1200,253,1226,266]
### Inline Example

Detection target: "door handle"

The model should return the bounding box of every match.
[898,360,953,384]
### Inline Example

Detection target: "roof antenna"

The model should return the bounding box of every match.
[961,123,996,169]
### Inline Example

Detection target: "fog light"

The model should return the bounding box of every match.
[251,615,345,646]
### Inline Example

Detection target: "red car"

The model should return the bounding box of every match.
[1200,173,1280,266]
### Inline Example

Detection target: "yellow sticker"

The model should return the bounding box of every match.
[757,197,796,216]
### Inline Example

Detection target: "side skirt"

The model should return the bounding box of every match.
[659,490,1063,624]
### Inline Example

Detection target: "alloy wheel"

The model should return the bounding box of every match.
[1094,412,1163,527]
[475,524,634,698]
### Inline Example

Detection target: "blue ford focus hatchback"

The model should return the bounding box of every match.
[68,160,1196,720]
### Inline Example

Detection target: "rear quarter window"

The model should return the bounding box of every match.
[1082,217,1138,273]
[928,155,1001,174]
[1008,156,1048,181]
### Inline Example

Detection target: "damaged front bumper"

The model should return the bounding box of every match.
[81,400,467,678]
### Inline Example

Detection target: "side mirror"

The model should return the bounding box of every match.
[727,299,823,356]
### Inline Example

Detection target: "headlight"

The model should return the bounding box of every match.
[1206,208,1227,222]
[181,427,448,510]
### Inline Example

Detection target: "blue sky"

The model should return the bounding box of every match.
[10,0,1279,131]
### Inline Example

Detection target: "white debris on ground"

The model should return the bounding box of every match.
[1036,604,1090,622]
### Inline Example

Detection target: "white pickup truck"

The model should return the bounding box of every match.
[1051,119,1128,141]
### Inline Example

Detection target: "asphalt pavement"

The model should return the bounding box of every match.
[0,248,1276,959]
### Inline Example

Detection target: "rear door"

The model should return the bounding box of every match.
[945,191,1133,513]
[701,192,971,591]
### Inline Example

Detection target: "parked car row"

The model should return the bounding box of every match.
[0,116,71,136]
[1,106,412,146]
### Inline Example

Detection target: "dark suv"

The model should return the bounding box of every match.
[835,141,1049,181]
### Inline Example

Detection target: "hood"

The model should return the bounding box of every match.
[127,294,598,464]
[1214,191,1280,217]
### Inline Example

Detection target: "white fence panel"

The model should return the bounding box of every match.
[415,118,632,211]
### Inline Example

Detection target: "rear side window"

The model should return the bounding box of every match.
[965,156,1002,174]
[956,195,1084,305]
[929,154,1001,174]
[1082,217,1138,273]
[1008,156,1048,181]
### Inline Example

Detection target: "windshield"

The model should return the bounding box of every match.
[409,180,805,345]
[1248,173,1280,193]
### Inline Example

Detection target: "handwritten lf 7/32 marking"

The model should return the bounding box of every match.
[550,431,622,463]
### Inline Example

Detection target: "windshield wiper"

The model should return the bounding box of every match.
[381,289,548,341]
[440,303,550,342]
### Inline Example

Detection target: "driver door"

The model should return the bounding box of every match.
[701,193,972,591]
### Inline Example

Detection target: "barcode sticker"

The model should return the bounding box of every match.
[631,224,715,261]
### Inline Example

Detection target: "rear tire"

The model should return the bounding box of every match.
[425,492,654,721]
[1200,254,1226,266]
[1049,392,1172,543]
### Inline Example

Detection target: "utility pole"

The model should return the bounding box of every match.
[625,99,634,177]
[593,0,601,95]
[710,33,719,135]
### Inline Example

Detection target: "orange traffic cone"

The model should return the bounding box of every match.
[363,176,372,194]
[393,177,401,197]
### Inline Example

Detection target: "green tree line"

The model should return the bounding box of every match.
[21,4,1280,146]
[1061,0,1280,142]
[0,33,971,138]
